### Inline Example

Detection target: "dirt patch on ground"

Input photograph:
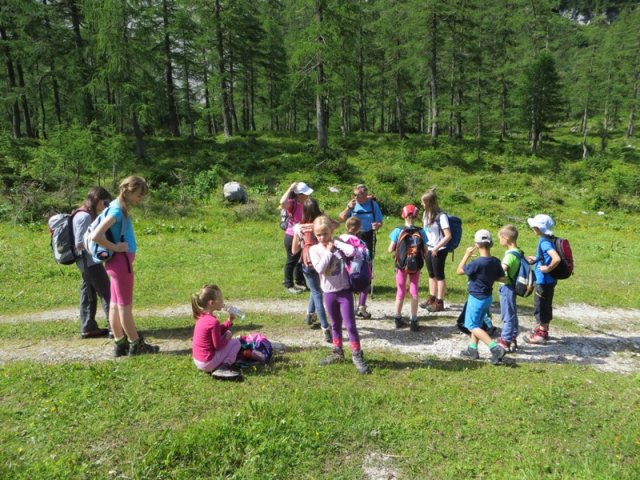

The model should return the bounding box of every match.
[1,300,639,374]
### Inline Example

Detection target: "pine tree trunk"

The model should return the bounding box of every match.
[38,80,47,139]
[229,57,239,133]
[429,13,439,138]
[626,62,639,138]
[16,61,34,138]
[69,0,93,124]
[357,34,367,131]
[214,0,232,137]
[500,77,508,141]
[182,41,194,138]
[132,112,146,159]
[163,0,180,136]
[203,65,215,136]
[0,26,21,138]
[315,0,328,150]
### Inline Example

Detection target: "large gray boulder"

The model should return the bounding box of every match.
[223,181,248,203]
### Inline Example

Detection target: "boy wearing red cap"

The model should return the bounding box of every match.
[388,205,428,331]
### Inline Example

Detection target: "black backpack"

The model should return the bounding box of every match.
[395,227,425,273]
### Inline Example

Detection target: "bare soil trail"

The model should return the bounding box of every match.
[1,300,639,373]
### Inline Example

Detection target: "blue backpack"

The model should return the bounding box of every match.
[508,250,535,297]
[435,213,462,253]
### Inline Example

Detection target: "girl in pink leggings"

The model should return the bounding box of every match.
[92,176,159,357]
[388,205,428,332]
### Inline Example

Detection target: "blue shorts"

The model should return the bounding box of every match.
[464,294,493,331]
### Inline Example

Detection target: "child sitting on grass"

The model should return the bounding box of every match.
[191,284,242,380]
[456,229,507,365]
[309,215,371,374]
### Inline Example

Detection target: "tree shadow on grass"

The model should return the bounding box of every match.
[145,322,264,340]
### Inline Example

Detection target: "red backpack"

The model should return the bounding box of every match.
[550,236,574,280]
[299,223,317,269]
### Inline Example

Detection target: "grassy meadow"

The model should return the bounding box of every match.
[1,133,640,478]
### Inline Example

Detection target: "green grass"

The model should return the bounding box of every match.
[1,133,640,478]
[1,345,639,479]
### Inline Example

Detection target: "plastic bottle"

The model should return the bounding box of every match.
[225,305,245,321]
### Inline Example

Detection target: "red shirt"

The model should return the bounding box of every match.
[192,312,233,363]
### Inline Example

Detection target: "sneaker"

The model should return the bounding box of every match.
[322,327,332,343]
[81,328,110,339]
[410,319,419,332]
[113,338,130,358]
[128,336,160,356]
[460,346,480,360]
[319,347,344,366]
[498,337,511,351]
[305,312,316,326]
[419,295,436,310]
[212,363,242,380]
[287,286,303,294]
[427,299,445,312]
[510,338,518,352]
[524,326,548,345]
[490,344,507,365]
[356,305,372,319]
[394,316,404,329]
[352,350,371,374]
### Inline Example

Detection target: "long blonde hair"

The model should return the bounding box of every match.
[191,284,222,319]
[420,189,441,225]
[117,176,149,217]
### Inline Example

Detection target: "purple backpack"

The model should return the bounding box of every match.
[239,333,273,364]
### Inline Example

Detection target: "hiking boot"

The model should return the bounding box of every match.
[490,344,507,365]
[427,299,445,312]
[113,338,130,358]
[498,337,511,352]
[128,336,160,356]
[524,326,548,345]
[305,312,317,326]
[322,327,332,343]
[510,338,518,352]
[410,319,419,332]
[419,295,436,310]
[287,286,303,294]
[212,363,242,380]
[352,350,371,374]
[356,305,372,319]
[319,347,344,366]
[461,346,480,360]
[394,316,404,329]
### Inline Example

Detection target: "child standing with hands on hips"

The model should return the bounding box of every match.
[456,230,507,365]
[309,215,371,374]
[191,284,242,380]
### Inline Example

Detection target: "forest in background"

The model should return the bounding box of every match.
[1,0,639,220]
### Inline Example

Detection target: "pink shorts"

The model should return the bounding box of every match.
[395,269,420,300]
[105,252,136,306]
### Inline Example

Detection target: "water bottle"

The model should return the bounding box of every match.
[225,305,245,321]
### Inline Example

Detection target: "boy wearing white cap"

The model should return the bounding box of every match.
[525,214,561,344]
[456,229,507,364]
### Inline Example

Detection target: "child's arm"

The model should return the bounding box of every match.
[540,248,561,274]
[456,246,478,275]
[334,239,355,258]
[309,245,333,274]
[387,241,396,253]
[279,182,297,209]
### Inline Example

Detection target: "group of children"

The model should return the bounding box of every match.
[190,184,561,377]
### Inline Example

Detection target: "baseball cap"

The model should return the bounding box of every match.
[527,214,555,235]
[401,204,419,219]
[293,182,313,195]
[474,229,493,244]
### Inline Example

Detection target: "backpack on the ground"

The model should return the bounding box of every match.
[395,226,425,274]
[338,236,372,293]
[238,332,273,364]
[83,207,116,263]
[508,250,535,297]
[435,213,462,254]
[279,198,297,231]
[48,208,87,265]
[549,236,574,280]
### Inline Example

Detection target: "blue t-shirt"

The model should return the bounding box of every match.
[346,198,383,233]
[463,256,504,299]
[105,200,137,253]
[534,236,557,285]
[389,226,428,245]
